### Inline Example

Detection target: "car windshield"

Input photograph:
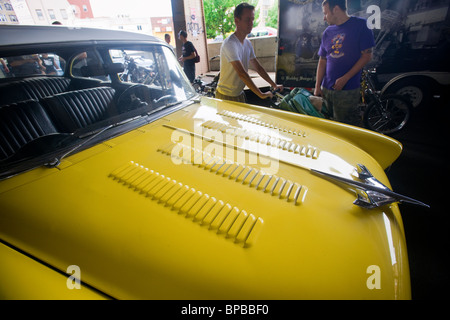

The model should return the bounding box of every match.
[0,43,196,180]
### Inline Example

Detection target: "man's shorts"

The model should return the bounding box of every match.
[322,87,361,126]
[215,90,246,103]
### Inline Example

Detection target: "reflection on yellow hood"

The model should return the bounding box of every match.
[0,98,410,299]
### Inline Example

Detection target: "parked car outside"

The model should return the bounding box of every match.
[247,26,278,38]
[0,25,425,300]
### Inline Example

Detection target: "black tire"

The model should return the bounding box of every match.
[363,94,413,135]
[384,78,431,108]
[192,81,202,94]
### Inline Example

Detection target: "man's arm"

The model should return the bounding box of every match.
[179,52,196,62]
[250,58,283,92]
[9,59,33,67]
[1,59,9,73]
[314,56,327,96]
[333,48,373,91]
[230,60,273,99]
[179,42,197,62]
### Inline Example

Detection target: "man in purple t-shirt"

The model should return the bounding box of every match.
[314,0,375,126]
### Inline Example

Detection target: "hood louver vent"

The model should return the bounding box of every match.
[109,161,263,248]
[201,120,320,159]
[158,143,308,206]
[217,110,308,137]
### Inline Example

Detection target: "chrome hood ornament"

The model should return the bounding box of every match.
[312,164,430,209]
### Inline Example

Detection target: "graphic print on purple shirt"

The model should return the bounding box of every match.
[318,17,375,90]
[330,34,345,58]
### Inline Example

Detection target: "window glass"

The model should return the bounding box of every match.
[71,50,110,81]
[36,9,44,20]
[48,9,56,20]
[60,9,68,19]
[1,53,64,78]
[109,45,195,101]
[113,49,159,85]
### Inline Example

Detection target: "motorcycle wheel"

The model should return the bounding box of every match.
[363,94,413,135]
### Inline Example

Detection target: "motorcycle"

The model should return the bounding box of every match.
[120,52,159,86]
[192,55,220,97]
[193,73,219,97]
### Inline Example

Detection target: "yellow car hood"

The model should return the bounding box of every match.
[0,98,410,299]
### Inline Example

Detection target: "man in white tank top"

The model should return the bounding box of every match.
[216,3,283,102]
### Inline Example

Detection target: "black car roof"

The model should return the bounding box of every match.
[0,25,164,49]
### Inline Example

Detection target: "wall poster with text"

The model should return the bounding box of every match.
[276,0,450,88]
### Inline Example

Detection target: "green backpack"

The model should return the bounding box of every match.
[278,88,329,119]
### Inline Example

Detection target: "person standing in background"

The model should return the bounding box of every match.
[164,33,174,52]
[215,3,282,102]
[40,53,60,75]
[178,30,197,83]
[314,0,375,126]
[165,33,171,46]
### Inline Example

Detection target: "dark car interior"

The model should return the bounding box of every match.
[0,43,193,164]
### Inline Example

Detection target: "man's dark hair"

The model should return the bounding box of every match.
[178,30,188,38]
[234,2,255,19]
[322,0,347,11]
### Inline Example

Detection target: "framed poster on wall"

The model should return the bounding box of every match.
[276,0,450,89]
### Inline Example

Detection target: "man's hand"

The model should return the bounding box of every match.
[273,84,284,93]
[314,87,323,97]
[259,91,274,99]
[332,75,350,91]
[332,48,373,91]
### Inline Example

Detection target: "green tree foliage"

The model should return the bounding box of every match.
[204,0,261,39]
[265,2,279,29]
[204,0,240,39]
